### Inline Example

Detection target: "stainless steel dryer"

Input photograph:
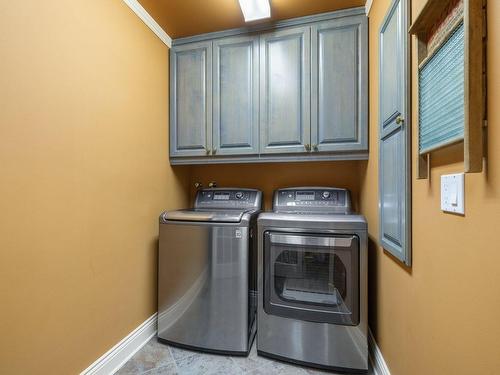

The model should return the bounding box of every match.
[257,187,368,373]
[158,188,262,355]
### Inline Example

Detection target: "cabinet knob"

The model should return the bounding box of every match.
[396,116,404,125]
[305,144,311,151]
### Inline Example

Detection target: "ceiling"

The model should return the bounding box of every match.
[138,0,366,39]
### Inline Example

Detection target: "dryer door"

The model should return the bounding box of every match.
[263,232,359,325]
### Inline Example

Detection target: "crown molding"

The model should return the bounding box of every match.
[365,0,374,16]
[122,0,172,47]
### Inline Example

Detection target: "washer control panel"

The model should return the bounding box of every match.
[274,187,351,213]
[195,188,262,210]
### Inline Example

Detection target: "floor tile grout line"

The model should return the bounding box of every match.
[167,345,185,374]
[136,341,178,375]
[171,357,180,375]
[229,355,255,373]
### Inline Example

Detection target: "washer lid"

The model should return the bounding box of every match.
[163,209,246,223]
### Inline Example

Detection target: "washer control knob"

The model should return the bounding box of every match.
[235,192,244,200]
[322,191,331,199]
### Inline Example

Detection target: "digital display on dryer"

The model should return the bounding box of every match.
[296,191,315,201]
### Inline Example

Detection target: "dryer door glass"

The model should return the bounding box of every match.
[264,232,359,325]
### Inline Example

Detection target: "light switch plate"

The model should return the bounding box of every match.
[441,173,465,214]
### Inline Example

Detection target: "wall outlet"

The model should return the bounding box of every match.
[441,173,465,214]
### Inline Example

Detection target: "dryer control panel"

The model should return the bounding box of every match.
[273,187,351,214]
[195,188,262,210]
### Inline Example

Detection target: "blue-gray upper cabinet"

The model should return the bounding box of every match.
[169,8,369,164]
[311,16,368,153]
[213,35,259,155]
[259,26,311,154]
[170,41,212,157]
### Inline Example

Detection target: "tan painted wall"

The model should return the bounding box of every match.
[359,1,500,374]
[190,162,363,211]
[0,1,190,374]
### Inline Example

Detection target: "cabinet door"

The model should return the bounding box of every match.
[260,27,311,154]
[170,41,212,157]
[311,16,368,153]
[213,35,259,155]
[379,0,411,265]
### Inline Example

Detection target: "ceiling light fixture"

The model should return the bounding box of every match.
[238,0,271,22]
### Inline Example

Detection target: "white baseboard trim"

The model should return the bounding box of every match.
[80,313,158,375]
[122,0,172,47]
[81,313,388,375]
[369,328,391,375]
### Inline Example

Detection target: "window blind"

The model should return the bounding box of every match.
[418,22,464,154]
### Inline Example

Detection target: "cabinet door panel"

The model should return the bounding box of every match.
[380,7,401,128]
[379,0,411,265]
[380,130,404,242]
[213,36,259,155]
[260,27,310,154]
[170,42,212,157]
[311,16,368,152]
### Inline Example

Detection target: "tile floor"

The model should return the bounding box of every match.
[116,338,373,375]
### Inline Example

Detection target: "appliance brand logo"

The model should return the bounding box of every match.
[235,229,242,238]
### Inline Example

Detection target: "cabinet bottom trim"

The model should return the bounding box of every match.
[169,152,369,165]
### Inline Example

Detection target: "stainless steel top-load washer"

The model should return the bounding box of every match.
[257,187,368,373]
[158,188,262,355]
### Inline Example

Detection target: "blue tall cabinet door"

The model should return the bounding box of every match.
[259,26,311,154]
[170,41,212,157]
[311,15,368,153]
[379,0,411,265]
[213,36,259,155]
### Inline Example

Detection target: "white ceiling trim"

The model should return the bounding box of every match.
[122,0,172,47]
[365,0,374,16]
